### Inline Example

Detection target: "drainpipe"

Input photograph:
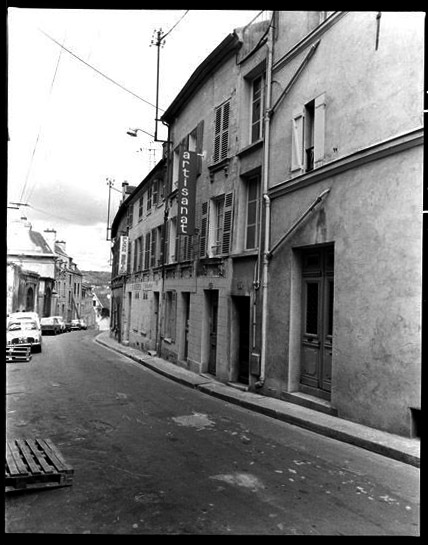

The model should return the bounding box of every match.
[255,17,274,389]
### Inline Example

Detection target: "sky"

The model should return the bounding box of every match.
[7,8,262,271]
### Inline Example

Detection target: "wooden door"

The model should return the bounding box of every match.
[300,247,334,398]
[208,291,218,375]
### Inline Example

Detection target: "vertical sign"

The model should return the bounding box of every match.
[177,150,197,236]
[118,236,129,275]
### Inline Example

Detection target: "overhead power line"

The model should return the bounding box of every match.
[20,32,65,204]
[39,28,164,112]
[160,10,189,41]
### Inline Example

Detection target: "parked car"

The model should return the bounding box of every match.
[7,319,42,352]
[70,319,81,330]
[79,319,87,330]
[64,321,72,332]
[8,311,41,329]
[52,316,66,333]
[40,317,61,335]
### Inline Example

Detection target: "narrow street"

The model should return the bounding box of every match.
[6,329,420,535]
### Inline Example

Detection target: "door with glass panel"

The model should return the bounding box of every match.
[300,246,334,399]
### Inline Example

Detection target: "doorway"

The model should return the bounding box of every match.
[182,292,190,360]
[300,246,334,399]
[206,290,218,375]
[235,296,250,384]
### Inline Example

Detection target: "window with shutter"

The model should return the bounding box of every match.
[200,201,209,257]
[158,225,164,266]
[222,192,233,254]
[213,100,230,163]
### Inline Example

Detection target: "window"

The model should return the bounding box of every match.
[251,75,264,143]
[291,94,326,174]
[245,175,261,249]
[138,196,144,220]
[200,192,233,257]
[213,100,230,163]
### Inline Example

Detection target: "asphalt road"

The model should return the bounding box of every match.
[5,329,420,535]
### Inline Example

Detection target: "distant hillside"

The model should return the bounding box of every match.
[82,270,111,287]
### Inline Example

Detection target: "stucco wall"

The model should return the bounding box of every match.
[267,145,422,435]
[270,11,424,186]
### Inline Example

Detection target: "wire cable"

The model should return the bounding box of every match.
[39,28,164,112]
[160,10,189,41]
[20,32,65,204]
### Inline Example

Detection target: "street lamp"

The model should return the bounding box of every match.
[126,127,155,138]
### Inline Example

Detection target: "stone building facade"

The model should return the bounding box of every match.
[109,11,423,438]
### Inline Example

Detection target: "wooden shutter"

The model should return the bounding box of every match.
[138,236,144,270]
[159,224,165,266]
[291,110,304,172]
[222,192,233,254]
[152,180,158,207]
[221,101,230,161]
[133,240,138,271]
[150,228,157,268]
[214,107,222,163]
[314,94,326,168]
[144,232,151,269]
[196,120,204,175]
[200,201,209,257]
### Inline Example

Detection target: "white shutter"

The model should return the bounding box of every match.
[291,110,304,173]
[314,94,326,168]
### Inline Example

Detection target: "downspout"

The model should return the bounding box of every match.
[255,17,274,389]
[156,122,171,355]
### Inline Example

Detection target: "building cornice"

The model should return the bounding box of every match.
[269,127,424,199]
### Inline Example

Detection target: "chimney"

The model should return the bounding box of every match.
[43,228,56,252]
[56,240,66,253]
[122,181,129,201]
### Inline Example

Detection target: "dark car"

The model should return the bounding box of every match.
[40,317,61,335]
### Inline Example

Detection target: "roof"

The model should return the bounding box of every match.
[111,157,166,238]
[161,32,242,124]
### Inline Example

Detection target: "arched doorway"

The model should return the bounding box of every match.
[26,286,34,311]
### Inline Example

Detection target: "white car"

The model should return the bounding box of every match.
[7,319,42,353]
[52,316,67,333]
[8,311,41,329]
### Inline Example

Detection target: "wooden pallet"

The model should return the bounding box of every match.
[5,438,74,493]
[6,345,32,363]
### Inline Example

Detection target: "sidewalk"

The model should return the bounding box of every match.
[95,331,420,468]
